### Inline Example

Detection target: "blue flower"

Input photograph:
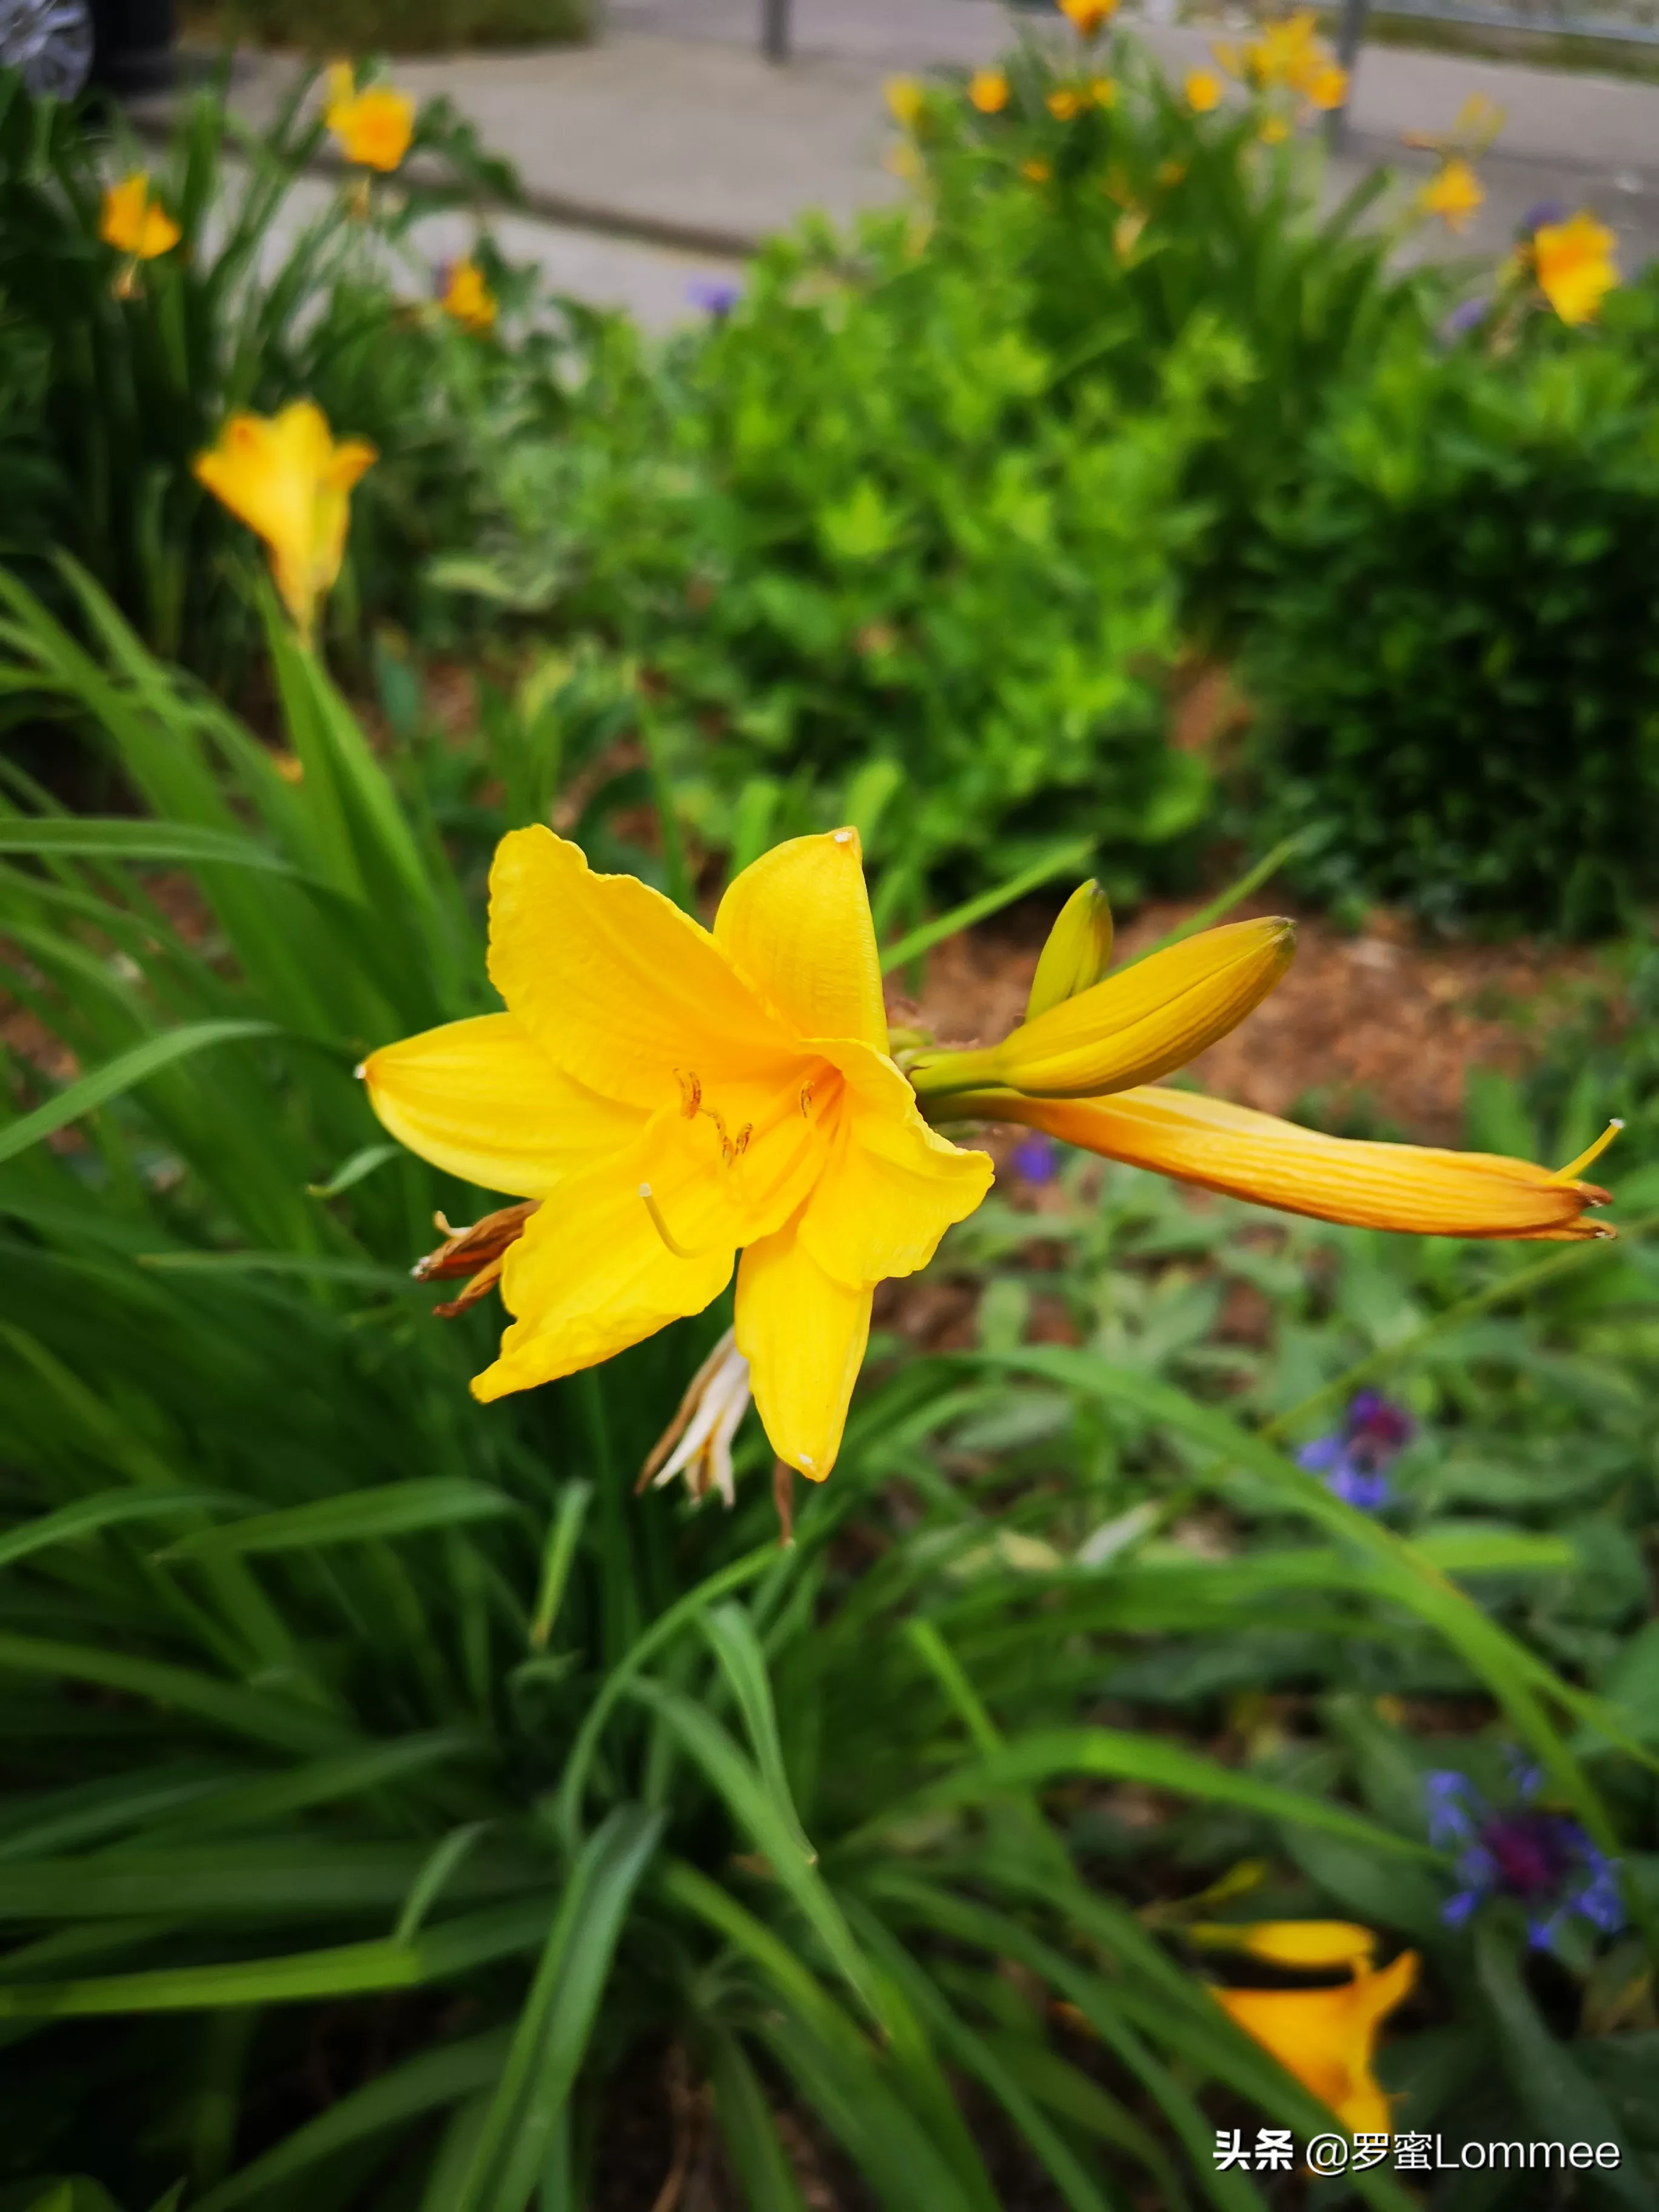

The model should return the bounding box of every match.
[1296,1391,1413,1512]
[1010,1134,1059,1184]
[687,275,742,317]
[1519,198,1567,238]
[1439,294,1490,343]
[1424,1765,1625,1946]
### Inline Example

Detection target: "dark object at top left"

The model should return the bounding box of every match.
[0,0,173,97]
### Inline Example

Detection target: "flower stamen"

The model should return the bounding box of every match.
[1553,1119,1622,1184]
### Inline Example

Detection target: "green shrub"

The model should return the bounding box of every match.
[221,0,589,52]
[1,571,1651,2205]
[0,67,566,682]
[911,36,1436,623]
[451,210,1230,932]
[1241,315,1659,937]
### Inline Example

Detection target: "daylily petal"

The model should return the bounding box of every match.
[1192,1920,1380,1971]
[362,1012,640,1198]
[911,919,1295,1101]
[736,1222,873,1481]
[472,1109,737,1400]
[1214,1949,1417,2134]
[714,828,887,1051]
[800,1038,994,1285]
[486,827,802,1110]
[972,1085,1615,1241]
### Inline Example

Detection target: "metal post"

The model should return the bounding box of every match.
[1325,0,1369,153]
[761,0,791,62]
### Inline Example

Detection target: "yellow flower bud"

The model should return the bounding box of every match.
[1026,880,1114,1021]
[911,917,1295,1101]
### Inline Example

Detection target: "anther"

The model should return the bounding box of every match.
[675,1070,702,1119]
[800,1081,815,1120]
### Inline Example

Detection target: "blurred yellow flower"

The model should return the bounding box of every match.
[99,172,179,260]
[325,61,416,172]
[1091,75,1118,104]
[1212,39,1244,75]
[1306,61,1348,109]
[364,829,993,1481]
[885,140,924,179]
[1185,68,1223,112]
[1022,157,1053,183]
[1248,10,1320,89]
[1048,87,1086,119]
[441,256,498,332]
[193,401,377,643]
[1259,115,1292,143]
[1113,209,1146,259]
[1156,158,1188,186]
[1059,0,1119,32]
[1419,156,1484,233]
[1193,1921,1380,1971]
[885,76,925,127]
[968,66,1010,113]
[1533,210,1618,325]
[1215,1950,1418,2134]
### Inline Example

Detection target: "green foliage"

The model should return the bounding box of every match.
[0,570,1653,2207]
[455,210,1227,928]
[221,0,589,52]
[0,66,566,682]
[1241,309,1659,936]
[910,36,1435,620]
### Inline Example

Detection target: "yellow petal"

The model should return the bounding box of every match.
[714,828,887,1051]
[486,826,802,1111]
[472,1110,736,1399]
[974,1085,1616,1240]
[1192,1920,1379,1971]
[797,1038,993,1286]
[736,1222,872,1481]
[1214,1950,1416,2133]
[361,1012,641,1198]
[913,919,1295,1101]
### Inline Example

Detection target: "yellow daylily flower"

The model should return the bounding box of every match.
[1247,10,1321,90]
[442,256,498,333]
[1185,68,1224,113]
[1214,1948,1418,2134]
[1191,1920,1379,1971]
[1420,156,1484,233]
[1533,211,1618,326]
[941,1083,1618,1241]
[1022,158,1053,184]
[1048,87,1087,120]
[192,401,377,644]
[1059,0,1119,34]
[968,67,1010,113]
[885,76,925,127]
[363,829,993,1481]
[100,172,181,260]
[1305,61,1348,109]
[1259,115,1292,144]
[1091,76,1118,104]
[325,61,416,173]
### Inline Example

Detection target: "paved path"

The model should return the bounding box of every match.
[133,2,1659,325]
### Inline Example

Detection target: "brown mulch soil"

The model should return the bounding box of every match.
[889,893,1617,1148]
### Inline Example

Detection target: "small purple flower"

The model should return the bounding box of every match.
[1440,294,1490,342]
[1425,1765,1625,1946]
[687,275,742,317]
[1296,1391,1413,1512]
[1011,1134,1059,1184]
[1519,199,1567,238]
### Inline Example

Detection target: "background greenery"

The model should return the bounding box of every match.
[208,0,590,55]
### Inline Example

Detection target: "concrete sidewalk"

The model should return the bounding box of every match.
[132,1,1659,320]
